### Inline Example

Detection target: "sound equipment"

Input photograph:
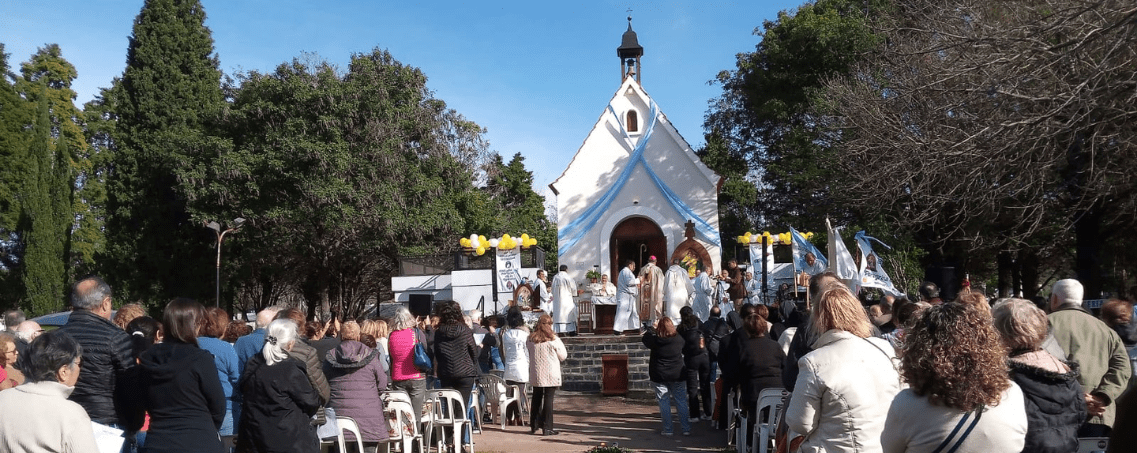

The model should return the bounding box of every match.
[409,294,433,317]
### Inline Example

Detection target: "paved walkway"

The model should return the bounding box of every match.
[471,392,727,453]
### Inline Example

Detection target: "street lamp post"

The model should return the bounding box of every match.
[206,218,245,308]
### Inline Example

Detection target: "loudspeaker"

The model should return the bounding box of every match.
[924,266,958,302]
[409,294,433,317]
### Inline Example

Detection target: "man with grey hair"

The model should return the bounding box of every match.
[14,320,43,344]
[1048,278,1131,437]
[56,276,142,450]
[235,305,282,375]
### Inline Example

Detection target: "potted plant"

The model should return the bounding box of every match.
[586,269,601,283]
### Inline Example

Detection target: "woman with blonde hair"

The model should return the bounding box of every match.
[527,314,567,435]
[883,302,1028,452]
[992,298,1085,453]
[785,288,902,453]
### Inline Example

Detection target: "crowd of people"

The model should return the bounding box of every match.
[2,270,1136,453]
[637,269,1135,453]
[0,276,570,453]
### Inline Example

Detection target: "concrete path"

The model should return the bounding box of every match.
[470,392,728,453]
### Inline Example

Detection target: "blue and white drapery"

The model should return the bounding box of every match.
[557,100,721,256]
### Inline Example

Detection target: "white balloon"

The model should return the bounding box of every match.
[489,238,500,248]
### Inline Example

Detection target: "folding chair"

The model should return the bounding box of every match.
[425,389,474,453]
[753,388,789,453]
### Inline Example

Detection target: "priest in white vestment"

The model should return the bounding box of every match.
[716,269,735,317]
[614,260,641,333]
[589,274,617,305]
[638,256,666,323]
[551,265,578,334]
[745,271,763,305]
[692,267,714,322]
[664,260,694,322]
[533,269,552,312]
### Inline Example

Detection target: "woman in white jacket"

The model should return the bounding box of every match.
[785,288,902,453]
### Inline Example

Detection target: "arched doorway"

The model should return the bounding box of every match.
[609,217,667,278]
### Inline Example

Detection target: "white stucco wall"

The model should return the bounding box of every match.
[551,78,721,283]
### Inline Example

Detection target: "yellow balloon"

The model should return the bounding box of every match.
[521,233,530,241]
[529,238,537,246]
[460,238,470,247]
[502,234,512,242]
[479,235,487,244]
[476,246,486,255]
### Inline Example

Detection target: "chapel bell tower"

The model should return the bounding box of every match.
[617,16,644,83]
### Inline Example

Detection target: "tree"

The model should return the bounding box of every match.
[819,0,1137,297]
[18,44,91,283]
[0,44,31,281]
[483,152,557,270]
[179,49,490,318]
[696,131,758,260]
[19,92,69,314]
[705,0,891,231]
[103,0,225,304]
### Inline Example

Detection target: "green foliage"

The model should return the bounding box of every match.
[705,0,891,230]
[483,153,557,270]
[19,92,69,315]
[17,44,88,283]
[697,132,757,260]
[102,0,225,305]
[179,49,490,315]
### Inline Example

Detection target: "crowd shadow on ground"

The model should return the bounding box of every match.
[473,392,727,453]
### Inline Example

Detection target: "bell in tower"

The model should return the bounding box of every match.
[617,16,644,83]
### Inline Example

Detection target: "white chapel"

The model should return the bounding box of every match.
[550,19,723,283]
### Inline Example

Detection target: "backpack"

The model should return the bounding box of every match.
[704,318,729,360]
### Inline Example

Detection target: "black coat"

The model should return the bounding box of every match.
[1009,359,1087,453]
[433,323,479,380]
[238,354,321,453]
[139,342,227,453]
[736,331,785,406]
[56,310,143,429]
[678,323,707,360]
[643,331,686,382]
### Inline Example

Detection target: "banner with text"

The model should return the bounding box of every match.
[496,247,522,293]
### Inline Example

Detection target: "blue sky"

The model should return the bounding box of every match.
[1,0,802,195]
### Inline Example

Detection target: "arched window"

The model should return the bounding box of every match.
[626,110,639,133]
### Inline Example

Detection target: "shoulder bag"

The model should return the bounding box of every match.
[412,327,432,373]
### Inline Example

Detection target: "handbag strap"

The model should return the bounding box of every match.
[931,405,984,453]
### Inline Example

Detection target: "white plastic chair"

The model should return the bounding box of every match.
[425,389,474,453]
[334,416,365,453]
[753,388,789,453]
[477,374,521,429]
[382,400,423,453]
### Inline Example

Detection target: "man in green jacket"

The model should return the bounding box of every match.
[1048,278,1131,436]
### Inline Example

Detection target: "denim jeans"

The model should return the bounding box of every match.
[653,380,691,434]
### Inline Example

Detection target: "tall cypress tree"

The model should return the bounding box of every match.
[104,0,224,304]
[19,91,68,314]
[18,45,82,286]
[0,45,34,306]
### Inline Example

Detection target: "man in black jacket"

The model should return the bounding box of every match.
[57,276,143,449]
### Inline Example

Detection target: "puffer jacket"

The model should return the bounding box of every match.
[324,340,388,442]
[56,309,143,429]
[433,323,478,380]
[1009,355,1087,453]
[785,329,902,453]
[288,340,331,405]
